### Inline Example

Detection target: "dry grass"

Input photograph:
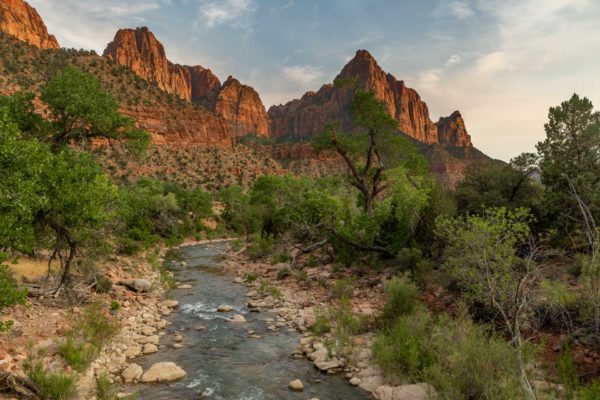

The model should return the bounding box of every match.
[8,256,59,281]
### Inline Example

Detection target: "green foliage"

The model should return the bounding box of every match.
[58,336,97,372]
[330,298,370,349]
[455,161,543,224]
[331,278,356,300]
[0,91,45,137]
[276,267,291,280]
[245,272,257,283]
[0,256,28,331]
[116,178,213,253]
[24,359,76,400]
[257,279,282,299]
[310,311,331,335]
[436,207,533,317]
[41,66,149,150]
[536,94,600,235]
[247,233,274,260]
[380,275,419,327]
[374,307,525,399]
[533,279,579,329]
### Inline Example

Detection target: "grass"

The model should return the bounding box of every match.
[58,303,119,371]
[24,359,76,400]
[257,279,283,300]
[310,311,331,335]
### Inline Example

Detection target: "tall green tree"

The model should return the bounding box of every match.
[41,66,148,151]
[536,93,600,236]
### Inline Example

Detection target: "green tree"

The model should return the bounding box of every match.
[536,93,600,236]
[0,105,117,290]
[41,66,148,151]
[455,160,543,223]
[436,208,538,399]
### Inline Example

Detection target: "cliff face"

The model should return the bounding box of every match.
[215,76,270,137]
[103,27,269,137]
[436,111,472,148]
[269,50,472,148]
[0,0,59,49]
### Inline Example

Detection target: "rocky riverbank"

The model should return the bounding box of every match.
[217,247,437,400]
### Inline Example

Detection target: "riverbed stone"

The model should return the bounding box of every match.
[140,362,187,383]
[122,363,143,383]
[230,314,247,323]
[142,344,158,354]
[119,279,152,293]
[349,377,362,386]
[288,379,304,391]
[373,383,437,400]
[163,300,179,309]
[217,305,233,312]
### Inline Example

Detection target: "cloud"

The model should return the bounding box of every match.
[446,53,461,66]
[436,1,474,20]
[197,0,256,29]
[281,65,325,86]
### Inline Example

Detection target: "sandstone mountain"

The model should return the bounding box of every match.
[269,50,472,148]
[103,27,269,137]
[0,0,59,49]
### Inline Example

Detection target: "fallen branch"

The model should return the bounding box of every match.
[291,239,328,266]
[0,372,41,399]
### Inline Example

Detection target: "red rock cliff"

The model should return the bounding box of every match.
[269,50,472,148]
[435,111,472,148]
[103,27,269,136]
[215,76,270,137]
[0,0,59,49]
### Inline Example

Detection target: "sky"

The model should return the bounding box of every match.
[27,0,600,161]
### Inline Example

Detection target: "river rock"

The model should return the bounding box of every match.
[140,362,187,383]
[349,377,362,386]
[123,346,141,358]
[233,277,244,283]
[288,379,304,391]
[178,284,193,289]
[138,335,159,345]
[315,358,343,372]
[142,344,158,354]
[217,305,233,312]
[230,314,247,323]
[119,279,152,293]
[174,334,183,342]
[122,363,143,383]
[163,300,179,309]
[374,383,437,400]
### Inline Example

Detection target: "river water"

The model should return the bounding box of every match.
[124,241,371,400]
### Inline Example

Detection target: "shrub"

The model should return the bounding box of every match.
[277,267,291,280]
[331,278,356,300]
[533,279,579,329]
[257,280,282,300]
[272,252,292,264]
[330,298,370,349]
[58,336,97,372]
[310,311,331,335]
[245,272,257,283]
[247,233,274,260]
[24,359,76,400]
[380,275,419,328]
[373,307,526,399]
[0,258,28,331]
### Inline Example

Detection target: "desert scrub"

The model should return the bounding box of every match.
[379,275,419,327]
[330,298,370,350]
[58,303,119,371]
[373,307,526,399]
[257,279,283,300]
[0,257,28,331]
[247,234,274,260]
[310,311,331,335]
[24,359,76,400]
[331,277,356,300]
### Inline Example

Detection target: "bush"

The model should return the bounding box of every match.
[331,278,356,300]
[310,312,331,335]
[24,359,76,400]
[330,298,370,349]
[0,258,28,331]
[277,267,291,280]
[380,275,419,327]
[58,336,97,372]
[373,307,526,399]
[533,279,579,329]
[247,233,274,260]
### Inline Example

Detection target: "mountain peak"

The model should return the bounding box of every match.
[0,0,59,49]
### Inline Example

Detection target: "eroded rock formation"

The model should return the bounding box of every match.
[269,50,472,148]
[0,0,59,49]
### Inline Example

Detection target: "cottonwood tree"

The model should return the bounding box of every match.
[437,208,540,399]
[0,106,116,292]
[41,66,148,152]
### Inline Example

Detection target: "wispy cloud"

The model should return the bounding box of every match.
[436,0,474,20]
[197,0,256,29]
[281,65,325,85]
[446,53,461,66]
